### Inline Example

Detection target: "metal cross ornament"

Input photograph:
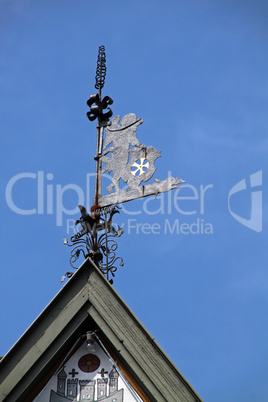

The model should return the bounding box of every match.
[63,46,184,284]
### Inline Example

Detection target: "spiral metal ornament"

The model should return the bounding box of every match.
[98,233,124,281]
[62,205,124,284]
[95,45,106,90]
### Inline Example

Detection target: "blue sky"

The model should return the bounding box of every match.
[0,1,267,401]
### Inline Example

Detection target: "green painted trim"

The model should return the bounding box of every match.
[0,259,204,402]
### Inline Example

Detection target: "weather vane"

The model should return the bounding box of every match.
[63,46,184,284]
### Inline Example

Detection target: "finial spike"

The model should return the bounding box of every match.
[63,46,184,284]
[95,45,106,90]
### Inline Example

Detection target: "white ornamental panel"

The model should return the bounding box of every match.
[33,340,141,402]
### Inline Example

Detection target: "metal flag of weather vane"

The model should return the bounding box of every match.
[63,46,184,284]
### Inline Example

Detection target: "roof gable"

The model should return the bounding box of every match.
[0,258,203,402]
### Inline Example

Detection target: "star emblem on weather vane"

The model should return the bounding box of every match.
[63,46,184,284]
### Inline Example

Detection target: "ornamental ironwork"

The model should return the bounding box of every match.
[63,46,184,284]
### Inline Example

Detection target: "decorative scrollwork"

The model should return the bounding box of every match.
[97,234,124,280]
[70,245,87,268]
[62,205,124,284]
